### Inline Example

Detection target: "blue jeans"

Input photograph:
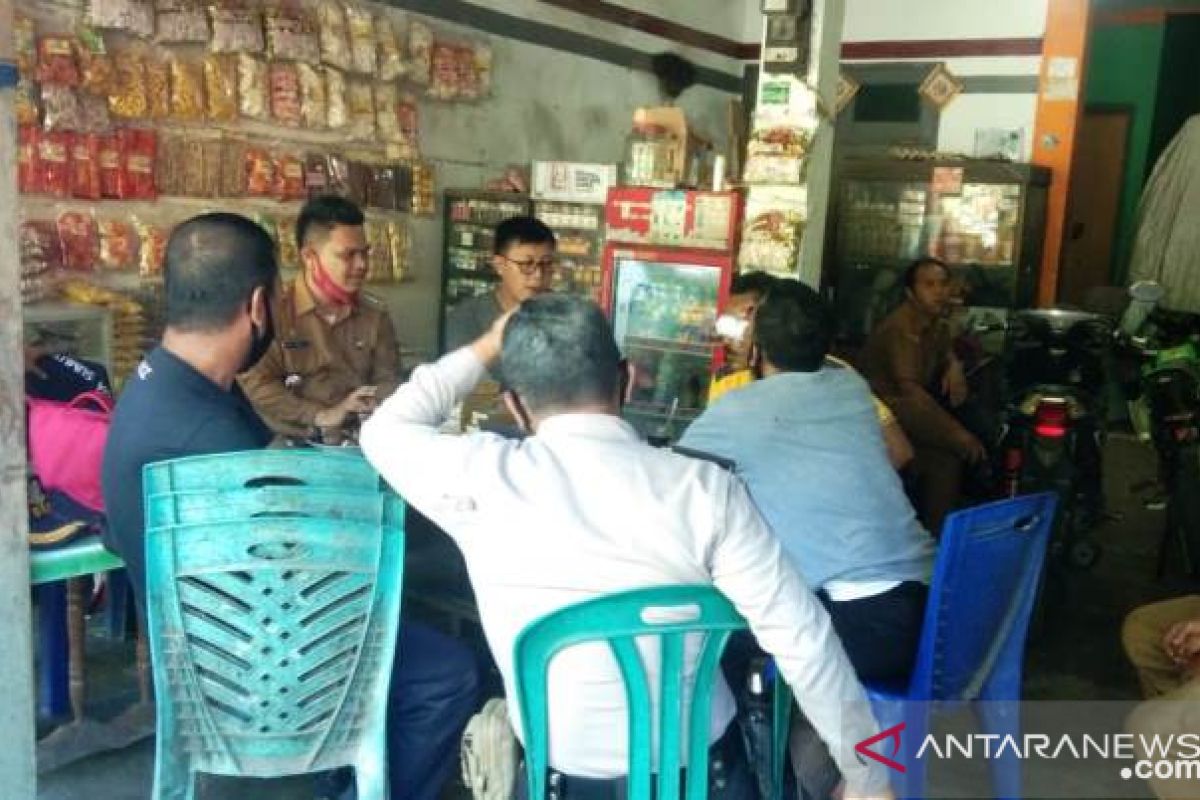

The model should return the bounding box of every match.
[322,621,482,800]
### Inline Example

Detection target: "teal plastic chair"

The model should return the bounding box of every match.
[143,451,404,800]
[145,486,386,529]
[513,585,792,800]
[143,448,382,496]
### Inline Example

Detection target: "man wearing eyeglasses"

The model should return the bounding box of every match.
[240,195,401,440]
[444,216,557,353]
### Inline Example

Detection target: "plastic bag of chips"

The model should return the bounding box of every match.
[274,152,306,201]
[155,133,184,195]
[41,85,83,131]
[58,211,100,271]
[347,79,374,140]
[78,28,115,96]
[266,4,319,62]
[377,14,404,81]
[304,152,330,197]
[209,0,264,54]
[40,132,73,198]
[108,50,148,118]
[88,0,155,38]
[15,15,36,76]
[276,218,299,269]
[146,51,170,117]
[21,221,64,276]
[155,0,208,42]
[19,126,41,194]
[374,82,400,143]
[170,57,206,120]
[428,42,458,101]
[396,93,419,158]
[203,54,237,121]
[133,216,168,277]
[269,62,301,126]
[71,133,103,199]
[244,146,274,197]
[220,139,246,196]
[121,128,158,199]
[318,1,351,70]
[38,36,81,86]
[387,220,408,281]
[368,164,397,210]
[365,219,390,283]
[98,219,139,270]
[327,152,351,196]
[237,53,269,120]
[455,45,480,101]
[474,43,493,98]
[16,82,41,127]
[325,66,348,129]
[407,21,432,86]
[297,63,326,129]
[346,5,376,74]
[99,133,122,197]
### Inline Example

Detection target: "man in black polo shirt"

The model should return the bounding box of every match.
[102,213,480,800]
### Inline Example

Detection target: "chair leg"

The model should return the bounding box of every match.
[67,578,88,724]
[976,701,1021,800]
[152,746,195,800]
[867,696,929,800]
[354,753,389,800]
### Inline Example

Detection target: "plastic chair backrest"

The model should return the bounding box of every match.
[143,449,381,496]
[513,585,746,800]
[145,486,386,529]
[907,492,1057,702]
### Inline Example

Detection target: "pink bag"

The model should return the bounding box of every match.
[26,390,113,512]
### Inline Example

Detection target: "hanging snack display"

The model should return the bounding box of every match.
[244,146,275,197]
[78,29,115,96]
[98,219,139,270]
[134,217,168,277]
[428,42,458,101]
[203,53,238,121]
[41,85,83,131]
[18,127,40,194]
[145,51,170,118]
[377,14,404,81]
[58,211,100,271]
[155,0,209,43]
[743,126,812,185]
[71,133,103,200]
[386,219,408,281]
[276,217,298,268]
[274,152,306,201]
[99,133,122,197]
[38,36,81,86]
[209,0,265,54]
[237,53,269,120]
[265,4,319,62]
[407,20,432,85]
[365,218,391,283]
[269,61,302,126]
[169,56,206,120]
[16,15,37,74]
[121,127,158,199]
[346,78,375,141]
[318,0,352,70]
[325,66,348,129]
[347,4,377,74]
[16,81,40,126]
[39,131,72,198]
[374,82,400,143]
[298,63,327,129]
[411,160,434,215]
[80,94,112,131]
[88,0,154,38]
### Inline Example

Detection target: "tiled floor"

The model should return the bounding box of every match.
[35,434,1198,798]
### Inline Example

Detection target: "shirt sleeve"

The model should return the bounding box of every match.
[708,477,889,796]
[371,311,402,399]
[360,347,499,532]
[677,402,740,466]
[876,333,972,453]
[238,338,326,434]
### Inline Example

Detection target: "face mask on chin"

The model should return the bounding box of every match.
[240,297,276,374]
[310,255,358,306]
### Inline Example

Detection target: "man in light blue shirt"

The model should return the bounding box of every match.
[680,277,935,683]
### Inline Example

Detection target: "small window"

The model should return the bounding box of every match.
[854,83,922,124]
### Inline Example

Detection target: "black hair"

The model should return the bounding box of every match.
[501,294,621,413]
[730,271,778,298]
[164,213,278,331]
[297,195,366,250]
[752,279,832,373]
[494,216,557,255]
[903,257,950,291]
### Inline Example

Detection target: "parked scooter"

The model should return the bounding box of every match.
[995,308,1113,570]
[1118,282,1200,577]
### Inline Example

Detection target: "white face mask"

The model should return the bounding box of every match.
[715,313,751,343]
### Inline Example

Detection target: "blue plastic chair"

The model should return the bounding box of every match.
[142,451,404,800]
[864,493,1057,800]
[513,585,791,800]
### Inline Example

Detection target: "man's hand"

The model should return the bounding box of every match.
[314,385,377,429]
[470,310,514,368]
[1163,619,1200,666]
[942,359,969,408]
[838,781,895,800]
[953,428,986,465]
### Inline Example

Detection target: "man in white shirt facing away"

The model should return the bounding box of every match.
[361,294,893,800]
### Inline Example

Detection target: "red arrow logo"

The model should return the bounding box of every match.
[855,722,907,773]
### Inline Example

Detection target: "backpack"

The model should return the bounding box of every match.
[461,698,519,800]
[26,389,113,512]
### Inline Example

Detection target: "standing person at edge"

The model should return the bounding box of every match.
[240,195,402,440]
[860,258,984,533]
[443,216,556,353]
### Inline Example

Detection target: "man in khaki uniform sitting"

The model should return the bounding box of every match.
[241,195,401,439]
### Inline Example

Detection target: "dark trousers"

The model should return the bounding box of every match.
[324,620,482,800]
[818,580,928,684]
[514,722,756,800]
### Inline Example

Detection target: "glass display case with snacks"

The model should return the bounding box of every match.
[827,158,1051,344]
[533,200,605,302]
[23,303,113,375]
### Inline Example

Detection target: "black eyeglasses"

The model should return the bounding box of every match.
[498,255,557,276]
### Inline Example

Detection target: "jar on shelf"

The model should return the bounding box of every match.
[623,123,677,188]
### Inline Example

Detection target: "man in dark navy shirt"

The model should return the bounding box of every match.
[102,213,277,607]
[101,212,479,800]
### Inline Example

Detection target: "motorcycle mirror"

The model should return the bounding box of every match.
[1121,280,1165,336]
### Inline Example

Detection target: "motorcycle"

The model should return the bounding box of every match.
[1118,283,1200,578]
[994,308,1113,571]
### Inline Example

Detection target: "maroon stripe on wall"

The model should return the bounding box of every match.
[537,0,747,59]
[841,38,1045,59]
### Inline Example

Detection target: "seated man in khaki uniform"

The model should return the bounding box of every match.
[241,196,400,439]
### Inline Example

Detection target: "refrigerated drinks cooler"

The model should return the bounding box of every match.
[828,159,1051,344]
[440,188,610,351]
[602,188,742,441]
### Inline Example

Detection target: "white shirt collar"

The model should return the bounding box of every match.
[534,412,641,443]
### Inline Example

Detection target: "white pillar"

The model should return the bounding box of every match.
[798,0,845,288]
[0,0,39,793]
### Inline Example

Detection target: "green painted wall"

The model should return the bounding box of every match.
[1084,23,1166,283]
[1150,16,1200,165]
